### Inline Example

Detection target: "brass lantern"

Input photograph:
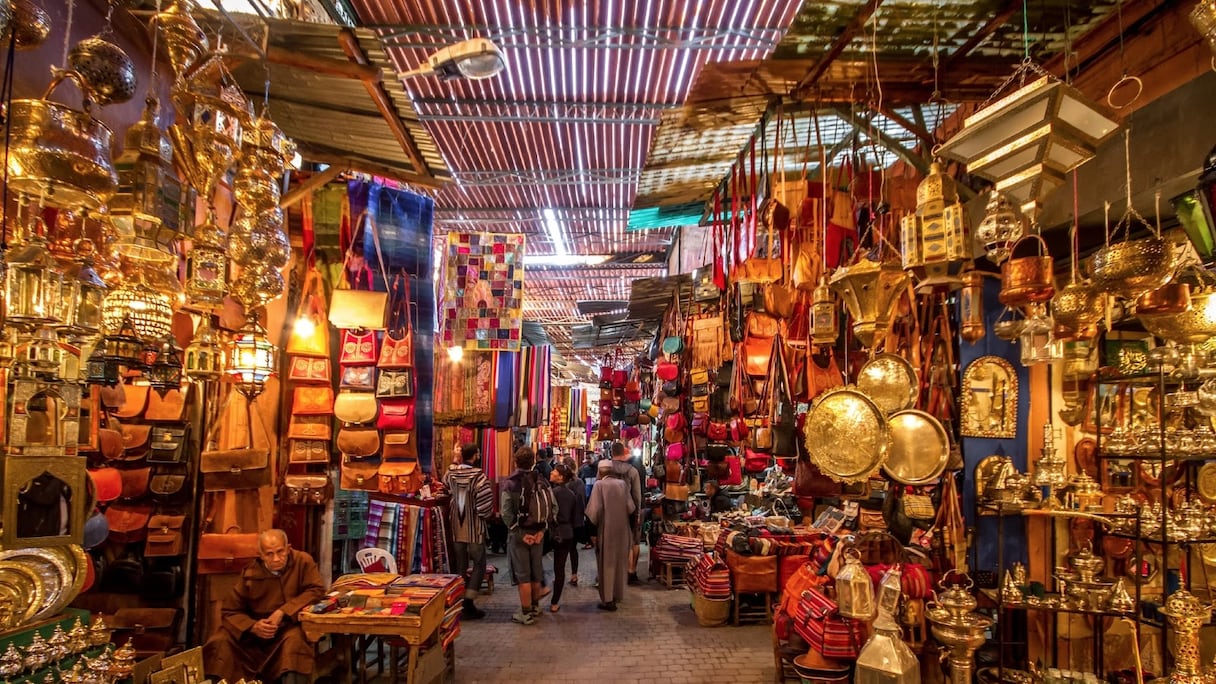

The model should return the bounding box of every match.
[5,235,64,329]
[974,192,1025,265]
[57,240,107,339]
[184,212,228,307]
[811,276,839,346]
[959,268,985,344]
[147,334,183,395]
[184,315,224,381]
[829,255,912,349]
[1191,1,1216,53]
[834,548,875,620]
[86,341,121,386]
[1019,303,1055,366]
[228,315,277,398]
[877,564,903,617]
[856,611,921,684]
[109,97,190,239]
[937,74,1120,214]
[103,315,144,368]
[900,161,968,289]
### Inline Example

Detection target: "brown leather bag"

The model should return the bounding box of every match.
[200,395,271,491]
[119,466,151,500]
[119,424,152,461]
[149,471,189,501]
[197,530,259,574]
[109,608,179,652]
[795,457,841,498]
[378,460,424,496]
[289,439,329,464]
[333,391,378,424]
[337,425,380,458]
[807,350,844,400]
[98,418,123,461]
[114,384,149,419]
[764,282,796,320]
[381,431,416,460]
[287,414,331,440]
[280,474,334,506]
[340,460,380,491]
[106,504,153,544]
[725,548,779,593]
[144,515,186,556]
[292,386,334,416]
[145,387,189,422]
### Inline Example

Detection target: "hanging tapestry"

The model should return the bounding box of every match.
[442,233,525,351]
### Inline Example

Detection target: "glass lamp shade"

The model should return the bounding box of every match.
[185,316,224,381]
[834,550,875,620]
[974,192,1026,265]
[900,161,969,287]
[1019,305,1055,366]
[938,76,1120,211]
[102,279,173,342]
[109,97,189,237]
[856,611,920,684]
[185,215,228,307]
[877,565,903,616]
[147,334,183,394]
[5,240,64,329]
[811,277,839,346]
[228,317,277,396]
[17,327,63,380]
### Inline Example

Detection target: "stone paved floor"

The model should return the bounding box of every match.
[447,546,777,684]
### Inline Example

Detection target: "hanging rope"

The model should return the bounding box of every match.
[61,0,76,68]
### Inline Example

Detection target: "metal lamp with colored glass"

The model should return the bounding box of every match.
[228,316,276,398]
[147,334,184,396]
[184,315,224,381]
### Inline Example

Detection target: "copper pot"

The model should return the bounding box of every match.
[1135,282,1192,316]
[999,235,1055,307]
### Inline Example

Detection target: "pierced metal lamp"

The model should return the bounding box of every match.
[147,334,183,395]
[184,315,224,381]
[228,315,277,398]
[900,160,968,289]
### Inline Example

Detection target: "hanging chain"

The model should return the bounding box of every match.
[149,0,161,92]
[61,0,76,67]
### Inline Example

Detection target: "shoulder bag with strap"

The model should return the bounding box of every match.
[329,211,390,331]
[285,268,330,357]
[199,391,271,491]
[378,272,414,369]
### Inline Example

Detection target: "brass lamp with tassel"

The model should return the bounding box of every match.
[900,160,968,290]
[829,256,912,350]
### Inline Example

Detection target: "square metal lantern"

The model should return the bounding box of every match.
[5,240,64,329]
[185,316,224,381]
[228,317,277,397]
[109,97,191,237]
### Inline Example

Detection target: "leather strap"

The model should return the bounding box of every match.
[341,211,390,292]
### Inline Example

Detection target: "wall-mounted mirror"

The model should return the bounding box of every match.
[2,456,86,549]
[961,355,1018,439]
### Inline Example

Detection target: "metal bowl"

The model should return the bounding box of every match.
[69,36,138,106]
[805,387,889,484]
[1091,236,1174,301]
[1052,279,1105,336]
[1140,291,1216,344]
[856,353,918,414]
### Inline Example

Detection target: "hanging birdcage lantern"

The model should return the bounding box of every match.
[102,275,173,342]
[5,231,64,329]
[109,97,190,239]
[86,339,121,386]
[184,315,224,381]
[102,315,143,369]
[900,161,968,289]
[834,548,875,620]
[57,240,107,339]
[147,334,183,395]
[959,268,985,344]
[228,315,277,398]
[184,212,228,307]
[811,276,839,346]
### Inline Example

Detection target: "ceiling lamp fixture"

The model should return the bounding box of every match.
[936,67,1120,216]
[400,38,506,81]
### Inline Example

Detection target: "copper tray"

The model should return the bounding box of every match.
[883,409,949,485]
[805,387,889,484]
[856,353,918,414]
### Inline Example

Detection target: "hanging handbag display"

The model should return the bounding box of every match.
[378,460,424,496]
[285,268,330,357]
[336,425,380,458]
[114,384,149,420]
[742,313,778,378]
[376,369,416,399]
[292,386,334,415]
[287,414,331,441]
[328,211,390,331]
[288,439,329,465]
[149,468,190,502]
[146,387,189,422]
[378,273,415,369]
[280,474,334,506]
[340,365,376,391]
[338,329,379,366]
[144,515,186,557]
[200,394,271,491]
[120,424,152,461]
[376,399,416,431]
[106,504,152,544]
[148,426,189,464]
[340,459,380,491]
[334,391,378,424]
[119,467,151,500]
[197,528,260,575]
[288,356,331,384]
[382,431,417,460]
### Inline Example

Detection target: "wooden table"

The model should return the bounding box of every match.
[299,589,450,684]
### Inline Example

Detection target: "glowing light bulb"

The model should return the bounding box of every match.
[293,316,316,339]
[447,345,464,362]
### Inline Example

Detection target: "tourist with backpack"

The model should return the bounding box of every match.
[586,459,636,611]
[443,444,495,620]
[500,446,556,625]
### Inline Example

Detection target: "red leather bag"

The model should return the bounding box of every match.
[656,359,679,381]
[377,399,416,431]
[720,455,743,486]
[339,329,378,365]
[708,421,729,441]
[665,442,685,461]
[378,273,414,369]
[744,448,771,473]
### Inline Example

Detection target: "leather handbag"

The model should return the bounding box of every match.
[119,466,151,500]
[106,504,153,544]
[288,439,329,464]
[114,384,149,419]
[720,455,744,486]
[333,391,378,424]
[98,416,124,461]
[144,515,186,557]
[292,386,334,415]
[285,269,329,357]
[743,313,778,378]
[200,396,271,491]
[280,474,334,506]
[337,425,380,458]
[665,442,685,461]
[89,467,122,502]
[378,273,414,369]
[287,414,331,440]
[109,608,179,651]
[376,369,415,398]
[145,387,189,422]
[764,282,797,320]
[795,457,841,498]
[288,356,331,384]
[339,329,379,366]
[656,359,679,382]
[743,448,771,473]
[379,460,424,496]
[382,431,417,460]
[197,529,260,574]
[328,211,390,331]
[149,469,189,502]
[707,421,728,441]
[808,351,844,400]
[340,365,376,391]
[376,400,415,431]
[340,459,380,491]
[119,424,152,461]
[144,563,183,599]
[101,555,144,593]
[794,587,865,660]
[725,548,779,593]
[148,426,189,464]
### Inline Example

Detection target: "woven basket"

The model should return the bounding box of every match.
[690,590,731,627]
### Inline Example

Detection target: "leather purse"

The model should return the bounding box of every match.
[743,448,771,473]
[764,282,796,320]
[106,504,153,544]
[288,439,329,464]
[280,474,334,506]
[752,425,774,452]
[328,211,390,331]
[655,359,679,382]
[144,515,186,557]
[288,414,332,440]
[119,424,152,461]
[382,431,417,460]
[109,608,179,651]
[340,459,380,491]
[725,548,779,593]
[149,469,189,502]
[378,460,424,496]
[292,386,334,415]
[285,269,329,357]
[144,562,183,599]
[376,369,415,398]
[119,466,151,500]
[197,530,260,574]
[200,398,271,491]
[148,426,189,464]
[378,273,414,369]
[340,365,376,391]
[793,588,865,660]
[377,400,416,431]
[88,467,122,502]
[743,316,777,378]
[101,555,144,592]
[145,387,189,422]
[98,416,124,461]
[100,384,126,410]
[333,391,378,424]
[808,350,844,400]
[288,356,331,384]
[337,425,380,458]
[339,329,379,365]
[707,421,729,441]
[114,384,149,419]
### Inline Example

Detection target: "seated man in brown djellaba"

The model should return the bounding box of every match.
[203,529,325,684]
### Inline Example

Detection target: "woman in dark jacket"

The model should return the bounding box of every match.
[547,464,582,612]
[561,457,587,584]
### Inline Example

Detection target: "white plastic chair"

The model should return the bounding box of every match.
[355,547,398,574]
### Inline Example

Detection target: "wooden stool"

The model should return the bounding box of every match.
[658,559,686,589]
[733,591,773,626]
[771,630,802,683]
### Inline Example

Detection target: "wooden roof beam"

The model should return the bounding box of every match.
[941,0,1024,70]
[794,0,886,94]
[832,106,928,176]
[870,103,935,151]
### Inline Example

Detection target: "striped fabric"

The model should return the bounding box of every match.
[442,465,494,544]
[686,553,732,601]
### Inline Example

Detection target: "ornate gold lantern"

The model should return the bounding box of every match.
[5,233,63,329]
[102,270,174,342]
[184,315,224,381]
[57,240,107,339]
[1191,1,1216,54]
[108,97,189,239]
[184,212,228,307]
[829,256,912,349]
[168,55,251,204]
[152,0,208,82]
[900,160,968,289]
[856,612,920,684]
[974,192,1025,265]
[85,341,120,386]
[228,316,277,398]
[959,268,985,344]
[811,276,839,346]
[834,548,875,620]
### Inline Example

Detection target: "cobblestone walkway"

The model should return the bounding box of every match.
[450,546,777,683]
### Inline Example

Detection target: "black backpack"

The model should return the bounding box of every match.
[516,472,557,531]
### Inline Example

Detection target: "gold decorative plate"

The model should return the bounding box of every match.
[0,560,44,626]
[805,387,889,484]
[883,409,949,485]
[0,547,70,621]
[856,353,918,414]
[1199,463,1216,504]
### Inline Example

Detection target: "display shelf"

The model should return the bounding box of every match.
[1000,597,1136,618]
[1103,529,1216,544]
[1095,450,1216,462]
